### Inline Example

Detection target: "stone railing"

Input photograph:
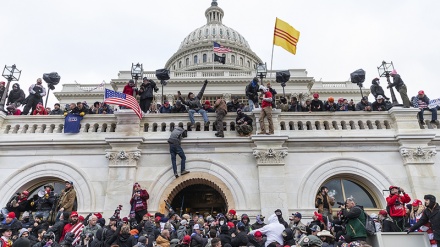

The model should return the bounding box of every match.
[0,108,428,136]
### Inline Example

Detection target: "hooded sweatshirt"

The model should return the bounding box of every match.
[249,214,284,247]
[7,83,25,105]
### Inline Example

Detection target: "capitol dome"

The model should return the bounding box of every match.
[165,0,262,71]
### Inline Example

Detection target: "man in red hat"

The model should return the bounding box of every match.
[60,211,84,243]
[130,182,150,224]
[1,212,22,238]
[378,209,396,232]
[386,185,411,232]
[311,93,324,112]
[413,90,438,125]
[6,191,29,220]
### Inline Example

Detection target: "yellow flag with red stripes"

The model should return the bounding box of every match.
[273,18,300,55]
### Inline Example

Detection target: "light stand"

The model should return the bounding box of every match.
[276,70,291,97]
[156,69,170,105]
[43,72,61,108]
[131,63,143,98]
[377,60,399,106]
[256,63,267,86]
[350,69,366,98]
[0,64,21,112]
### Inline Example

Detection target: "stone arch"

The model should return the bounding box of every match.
[0,160,95,212]
[148,159,247,212]
[297,157,391,209]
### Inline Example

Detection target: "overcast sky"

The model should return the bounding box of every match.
[1,0,439,107]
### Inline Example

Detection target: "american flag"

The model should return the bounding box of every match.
[104,88,142,119]
[213,41,232,53]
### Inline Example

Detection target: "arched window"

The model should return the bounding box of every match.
[239,57,244,66]
[205,28,209,36]
[320,178,378,208]
[179,61,182,68]
[247,61,251,68]
[227,30,230,38]
[212,28,216,36]
[203,54,207,63]
[194,55,198,64]
[231,55,235,64]
[173,64,176,70]
[185,58,190,66]
[220,29,223,36]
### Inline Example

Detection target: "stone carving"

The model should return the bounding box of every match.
[400,147,437,164]
[223,93,231,103]
[253,148,288,164]
[106,150,141,162]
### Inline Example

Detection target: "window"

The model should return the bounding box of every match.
[212,28,216,36]
[198,30,202,38]
[194,55,198,64]
[203,54,207,63]
[185,58,190,66]
[231,55,235,64]
[239,57,243,66]
[173,64,176,70]
[247,61,251,68]
[227,30,230,38]
[220,29,223,36]
[179,61,182,68]
[320,178,378,208]
[205,29,209,36]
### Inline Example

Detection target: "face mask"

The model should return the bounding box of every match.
[220,221,224,225]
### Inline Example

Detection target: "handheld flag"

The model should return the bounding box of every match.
[213,42,232,53]
[273,18,300,55]
[104,89,142,119]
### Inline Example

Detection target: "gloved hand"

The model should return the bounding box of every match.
[63,112,67,116]
[80,112,85,117]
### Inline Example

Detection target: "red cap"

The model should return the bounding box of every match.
[155,216,161,223]
[183,235,191,244]
[144,213,152,217]
[22,191,29,196]
[227,222,235,229]
[313,93,319,98]
[7,212,15,218]
[0,81,5,86]
[412,199,422,207]
[389,185,399,190]
[122,217,129,223]
[70,211,78,217]
[94,213,102,219]
[79,215,84,222]
[378,210,388,216]
[228,209,236,215]
[254,231,262,237]
[418,90,425,95]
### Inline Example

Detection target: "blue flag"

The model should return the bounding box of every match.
[64,114,83,133]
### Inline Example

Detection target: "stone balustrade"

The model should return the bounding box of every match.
[0,108,431,137]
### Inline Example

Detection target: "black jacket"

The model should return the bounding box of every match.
[389,74,405,91]
[236,113,253,126]
[370,81,386,98]
[372,100,387,111]
[311,99,324,112]
[219,225,231,247]
[245,81,259,103]
[227,101,240,112]
[230,231,248,247]
[190,233,207,247]
[139,80,158,100]
[106,231,136,247]
[171,105,187,113]
[50,108,64,115]
[7,84,26,105]
[288,103,302,112]
[410,203,440,240]
[183,80,208,111]
[47,219,68,242]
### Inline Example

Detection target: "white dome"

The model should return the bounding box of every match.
[165,0,262,71]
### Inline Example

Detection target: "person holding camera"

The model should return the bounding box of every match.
[139,77,159,114]
[168,127,190,178]
[386,185,411,232]
[340,197,367,242]
[130,183,150,224]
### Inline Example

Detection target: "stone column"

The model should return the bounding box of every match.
[391,108,438,199]
[252,136,289,218]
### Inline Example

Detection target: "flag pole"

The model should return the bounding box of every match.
[270,44,275,77]
[213,53,215,71]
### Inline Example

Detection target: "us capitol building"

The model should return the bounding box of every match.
[0,0,438,220]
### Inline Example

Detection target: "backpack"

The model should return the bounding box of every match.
[358,212,377,236]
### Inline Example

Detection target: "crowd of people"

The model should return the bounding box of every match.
[1,70,437,129]
[2,180,439,247]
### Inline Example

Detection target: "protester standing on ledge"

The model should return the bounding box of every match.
[258,85,273,135]
[214,96,227,138]
[387,69,410,108]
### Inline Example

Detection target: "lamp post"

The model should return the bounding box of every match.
[377,60,398,105]
[0,64,21,112]
[256,63,267,86]
[131,63,143,98]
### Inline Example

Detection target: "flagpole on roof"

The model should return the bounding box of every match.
[270,44,275,78]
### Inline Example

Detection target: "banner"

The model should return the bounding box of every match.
[429,98,440,109]
[64,114,83,133]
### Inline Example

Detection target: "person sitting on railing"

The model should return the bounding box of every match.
[180,80,210,128]
[88,102,101,114]
[288,97,302,112]
[171,100,187,113]
[6,104,22,116]
[227,97,240,112]
[347,99,356,111]
[203,100,215,113]
[303,99,312,113]
[324,97,337,112]
[355,97,372,111]
[336,98,348,111]
[32,103,48,115]
[311,93,324,112]
[50,103,64,115]
[159,100,172,114]
[413,90,438,125]
[236,109,253,137]
[98,103,114,114]
[372,95,387,111]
